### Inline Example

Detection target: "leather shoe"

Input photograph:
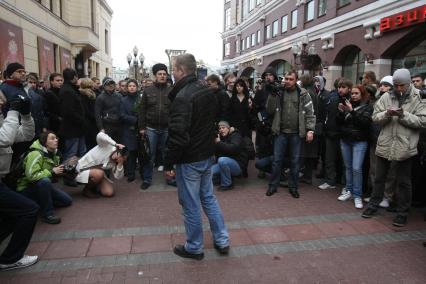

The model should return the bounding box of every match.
[213,243,230,255]
[173,245,204,260]
[42,215,61,224]
[266,186,277,196]
[289,190,300,198]
[218,184,233,191]
[140,182,150,190]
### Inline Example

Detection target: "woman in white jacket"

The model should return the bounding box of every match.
[75,132,126,197]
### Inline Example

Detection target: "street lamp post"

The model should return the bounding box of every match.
[291,35,320,74]
[165,49,186,75]
[126,46,144,81]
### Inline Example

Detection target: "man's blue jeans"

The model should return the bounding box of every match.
[175,157,229,254]
[63,136,86,161]
[212,157,242,186]
[143,128,168,184]
[255,156,273,174]
[269,133,301,190]
[21,178,72,217]
[340,140,368,198]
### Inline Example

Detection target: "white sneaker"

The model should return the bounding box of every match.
[157,166,164,172]
[338,191,352,201]
[318,183,336,190]
[379,198,390,208]
[341,187,347,195]
[0,255,38,271]
[354,198,363,209]
[364,197,371,202]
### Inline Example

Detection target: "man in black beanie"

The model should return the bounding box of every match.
[0,62,29,110]
[137,63,172,189]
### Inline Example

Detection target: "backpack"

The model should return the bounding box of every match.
[2,149,40,190]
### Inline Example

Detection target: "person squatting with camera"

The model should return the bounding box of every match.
[74,132,127,198]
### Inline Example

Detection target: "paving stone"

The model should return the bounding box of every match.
[246,226,289,244]
[25,241,50,259]
[87,236,132,257]
[43,238,91,259]
[282,223,324,241]
[131,234,172,254]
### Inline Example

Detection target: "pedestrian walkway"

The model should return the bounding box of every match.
[1,167,426,283]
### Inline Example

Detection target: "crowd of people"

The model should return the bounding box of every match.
[0,55,425,268]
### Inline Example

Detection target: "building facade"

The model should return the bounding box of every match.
[0,0,113,81]
[221,0,426,89]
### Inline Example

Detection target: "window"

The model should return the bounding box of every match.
[236,40,239,53]
[225,8,231,31]
[224,43,230,56]
[246,36,250,49]
[104,29,109,55]
[265,24,271,39]
[342,48,365,84]
[281,15,288,33]
[318,0,326,16]
[306,1,315,22]
[256,0,262,5]
[241,39,245,51]
[91,0,96,32]
[272,20,279,37]
[251,33,256,46]
[338,0,350,7]
[249,0,255,11]
[257,30,261,44]
[291,10,298,29]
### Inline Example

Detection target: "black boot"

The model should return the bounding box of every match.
[266,186,277,196]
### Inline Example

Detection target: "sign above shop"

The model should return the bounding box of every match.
[380,4,426,33]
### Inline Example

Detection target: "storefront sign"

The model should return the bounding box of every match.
[380,4,426,32]
[0,19,24,75]
[37,37,55,81]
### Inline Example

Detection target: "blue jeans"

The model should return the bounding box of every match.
[0,182,39,264]
[21,178,72,217]
[340,140,368,198]
[255,156,273,174]
[212,157,242,186]
[269,133,301,190]
[175,157,229,253]
[143,128,168,184]
[63,136,86,160]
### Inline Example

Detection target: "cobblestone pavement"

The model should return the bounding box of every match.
[1,165,426,283]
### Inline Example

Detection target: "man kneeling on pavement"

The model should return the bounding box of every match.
[212,121,248,191]
[75,132,127,197]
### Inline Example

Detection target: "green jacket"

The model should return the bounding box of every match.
[266,86,316,137]
[373,85,426,161]
[16,140,60,191]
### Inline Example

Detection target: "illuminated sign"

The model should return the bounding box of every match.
[380,5,426,32]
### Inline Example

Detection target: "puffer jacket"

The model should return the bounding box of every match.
[0,80,28,115]
[266,86,316,138]
[138,82,171,130]
[95,90,122,130]
[0,110,35,177]
[16,140,60,191]
[215,129,248,173]
[337,101,373,141]
[373,85,426,161]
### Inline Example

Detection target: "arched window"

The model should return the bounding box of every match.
[342,48,364,84]
[276,61,292,79]
[392,39,426,76]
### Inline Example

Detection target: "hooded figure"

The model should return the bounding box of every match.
[261,67,278,81]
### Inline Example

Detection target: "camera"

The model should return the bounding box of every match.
[262,79,283,95]
[63,164,77,175]
[419,89,426,99]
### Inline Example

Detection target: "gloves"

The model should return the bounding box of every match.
[9,95,31,115]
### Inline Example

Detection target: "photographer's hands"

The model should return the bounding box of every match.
[52,165,64,175]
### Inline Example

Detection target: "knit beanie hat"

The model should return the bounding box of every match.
[102,77,116,87]
[4,62,25,78]
[218,121,230,128]
[379,75,393,87]
[152,63,168,75]
[393,69,411,85]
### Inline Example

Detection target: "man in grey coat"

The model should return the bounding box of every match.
[362,69,426,227]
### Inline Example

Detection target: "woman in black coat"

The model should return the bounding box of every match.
[229,78,256,138]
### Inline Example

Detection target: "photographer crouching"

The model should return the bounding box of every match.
[75,132,127,198]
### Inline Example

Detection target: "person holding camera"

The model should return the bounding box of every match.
[75,132,126,198]
[362,69,426,227]
[16,131,72,224]
[0,63,39,271]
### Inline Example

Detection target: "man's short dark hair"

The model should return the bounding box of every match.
[174,54,197,75]
[411,73,424,80]
[49,72,62,82]
[206,74,221,85]
[338,78,353,89]
[284,70,298,80]
[63,68,77,82]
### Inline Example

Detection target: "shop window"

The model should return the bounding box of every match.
[236,40,239,53]
[224,43,230,56]
[392,39,426,75]
[265,24,271,39]
[318,0,326,16]
[338,0,350,7]
[281,15,288,33]
[306,1,315,22]
[342,48,365,84]
[272,20,279,37]
[291,10,298,29]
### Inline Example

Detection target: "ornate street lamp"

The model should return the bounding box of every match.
[126,46,144,81]
[291,35,321,74]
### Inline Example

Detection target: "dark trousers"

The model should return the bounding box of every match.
[104,123,122,143]
[369,156,413,215]
[0,182,39,264]
[324,136,344,185]
[125,150,142,178]
[21,178,72,217]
